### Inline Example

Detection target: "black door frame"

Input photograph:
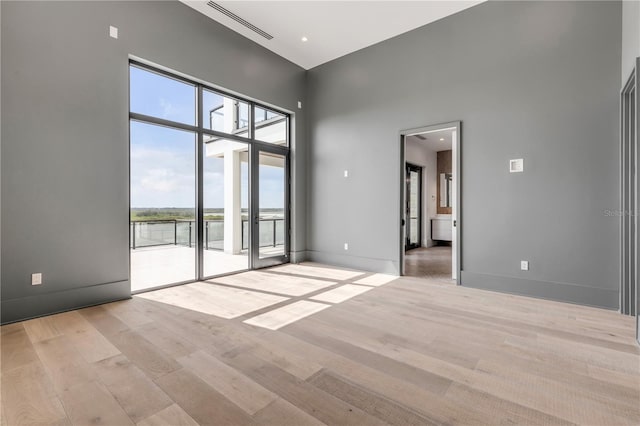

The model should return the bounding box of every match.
[250,143,291,269]
[405,162,422,251]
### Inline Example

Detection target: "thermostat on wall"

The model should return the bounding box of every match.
[509,158,524,173]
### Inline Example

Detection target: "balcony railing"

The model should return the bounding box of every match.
[130,219,284,251]
[241,218,286,250]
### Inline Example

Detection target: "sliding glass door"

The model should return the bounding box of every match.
[129,62,290,291]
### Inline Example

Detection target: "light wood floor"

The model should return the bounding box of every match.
[2,262,639,425]
[405,246,453,281]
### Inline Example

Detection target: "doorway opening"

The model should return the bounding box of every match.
[129,61,290,293]
[400,122,460,283]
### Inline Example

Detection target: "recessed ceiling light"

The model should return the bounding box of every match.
[301,36,308,42]
[440,138,445,141]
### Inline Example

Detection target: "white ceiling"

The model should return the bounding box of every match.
[181,1,483,70]
[406,128,453,152]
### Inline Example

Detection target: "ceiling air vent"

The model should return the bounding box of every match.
[206,2,274,40]
[415,134,427,141]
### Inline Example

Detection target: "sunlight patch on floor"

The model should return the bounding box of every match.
[210,271,335,296]
[353,273,398,287]
[135,264,397,330]
[136,282,288,319]
[268,263,364,281]
[310,284,374,304]
[243,301,331,330]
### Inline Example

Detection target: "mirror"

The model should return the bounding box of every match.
[439,173,452,208]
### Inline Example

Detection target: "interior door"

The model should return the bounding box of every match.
[405,163,422,251]
[251,145,289,269]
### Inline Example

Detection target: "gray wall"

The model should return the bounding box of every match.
[307,1,622,309]
[622,0,640,84]
[1,1,307,323]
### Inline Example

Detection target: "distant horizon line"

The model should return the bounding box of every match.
[130,207,282,210]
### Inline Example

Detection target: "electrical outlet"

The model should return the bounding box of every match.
[32,273,43,285]
[109,26,118,39]
[520,261,529,271]
[344,170,349,178]
[344,243,349,250]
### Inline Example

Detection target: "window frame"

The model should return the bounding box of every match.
[129,60,292,284]
[129,61,290,148]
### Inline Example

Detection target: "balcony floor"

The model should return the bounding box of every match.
[131,245,286,292]
[131,246,247,292]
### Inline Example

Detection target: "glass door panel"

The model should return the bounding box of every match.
[202,136,250,277]
[130,121,196,291]
[252,148,288,268]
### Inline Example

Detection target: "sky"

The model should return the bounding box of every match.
[130,66,284,209]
